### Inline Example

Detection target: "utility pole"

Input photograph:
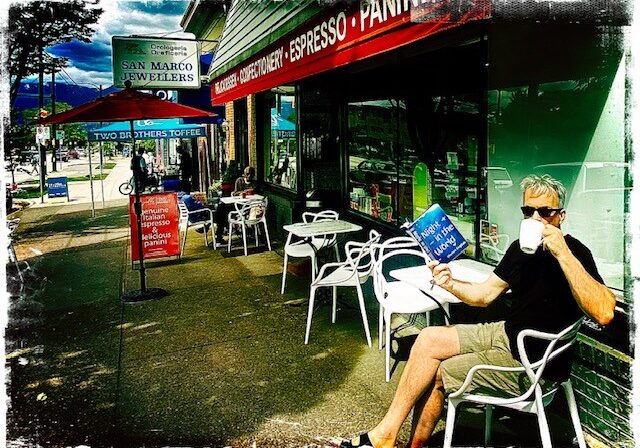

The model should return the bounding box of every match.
[51,63,58,172]
[38,22,45,204]
[99,85,105,208]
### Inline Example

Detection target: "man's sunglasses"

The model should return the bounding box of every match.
[521,206,563,218]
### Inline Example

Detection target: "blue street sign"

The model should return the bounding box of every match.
[48,176,69,199]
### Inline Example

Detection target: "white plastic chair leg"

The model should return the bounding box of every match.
[385,313,391,382]
[254,225,259,247]
[355,283,372,347]
[484,404,493,446]
[443,399,458,448]
[210,222,217,250]
[305,285,317,344]
[281,253,289,294]
[378,307,383,350]
[311,256,317,282]
[9,244,24,282]
[227,225,232,253]
[331,286,337,323]
[563,381,587,448]
[263,221,272,251]
[535,390,553,448]
[242,224,248,256]
[181,225,189,255]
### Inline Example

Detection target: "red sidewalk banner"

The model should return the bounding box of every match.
[129,192,180,262]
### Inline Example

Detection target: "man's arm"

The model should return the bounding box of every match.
[429,261,509,307]
[543,225,615,325]
[231,178,243,196]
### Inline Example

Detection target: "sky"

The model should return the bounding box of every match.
[40,0,194,87]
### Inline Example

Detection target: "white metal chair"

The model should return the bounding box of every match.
[305,230,381,347]
[227,197,272,256]
[281,210,340,294]
[480,233,510,261]
[443,318,586,448]
[178,201,216,256]
[372,237,453,382]
[7,218,29,283]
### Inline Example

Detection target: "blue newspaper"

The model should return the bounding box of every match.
[403,204,468,263]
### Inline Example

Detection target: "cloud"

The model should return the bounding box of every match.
[119,0,190,16]
[48,40,112,72]
[43,0,194,88]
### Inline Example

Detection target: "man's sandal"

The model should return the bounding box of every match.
[339,432,376,448]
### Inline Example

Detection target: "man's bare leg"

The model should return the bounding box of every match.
[405,369,446,448]
[363,326,460,448]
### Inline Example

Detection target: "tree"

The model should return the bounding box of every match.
[8,1,103,107]
[19,101,87,146]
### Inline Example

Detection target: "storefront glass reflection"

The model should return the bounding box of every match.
[266,87,296,189]
[486,54,626,290]
[346,95,481,256]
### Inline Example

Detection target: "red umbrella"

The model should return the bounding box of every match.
[40,87,216,124]
[41,83,216,302]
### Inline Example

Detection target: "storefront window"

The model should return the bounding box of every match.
[486,34,626,290]
[347,100,407,224]
[266,86,296,190]
[299,86,341,199]
[346,95,481,255]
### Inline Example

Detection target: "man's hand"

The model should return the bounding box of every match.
[542,224,571,259]
[428,260,454,292]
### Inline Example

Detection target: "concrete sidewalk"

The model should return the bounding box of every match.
[6,202,602,448]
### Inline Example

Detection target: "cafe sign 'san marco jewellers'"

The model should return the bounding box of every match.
[210,0,490,105]
[112,36,201,89]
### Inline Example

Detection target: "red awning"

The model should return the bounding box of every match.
[210,0,491,105]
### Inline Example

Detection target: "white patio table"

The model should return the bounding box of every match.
[389,258,495,306]
[283,219,362,274]
[283,219,362,239]
[219,193,264,205]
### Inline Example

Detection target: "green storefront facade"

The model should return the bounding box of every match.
[183,1,633,445]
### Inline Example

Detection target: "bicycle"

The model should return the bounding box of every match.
[119,177,135,195]
[119,173,161,195]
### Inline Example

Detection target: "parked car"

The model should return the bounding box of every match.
[533,161,629,264]
[350,159,412,186]
[55,150,69,162]
[483,166,514,190]
[68,149,80,159]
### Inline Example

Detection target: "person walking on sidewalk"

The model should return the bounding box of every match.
[178,146,192,193]
[338,174,615,448]
[130,147,147,192]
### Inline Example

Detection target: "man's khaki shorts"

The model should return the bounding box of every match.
[440,321,534,397]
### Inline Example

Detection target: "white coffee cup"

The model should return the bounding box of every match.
[519,218,545,254]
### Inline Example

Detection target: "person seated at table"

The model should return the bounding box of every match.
[214,166,258,243]
[232,166,257,197]
[338,174,615,448]
[179,191,211,234]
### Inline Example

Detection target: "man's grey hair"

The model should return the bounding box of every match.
[520,174,566,207]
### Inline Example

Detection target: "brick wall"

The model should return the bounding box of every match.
[226,102,235,161]
[571,334,633,447]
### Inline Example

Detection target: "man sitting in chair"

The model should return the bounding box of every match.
[339,174,615,448]
[179,192,211,234]
[214,166,258,245]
